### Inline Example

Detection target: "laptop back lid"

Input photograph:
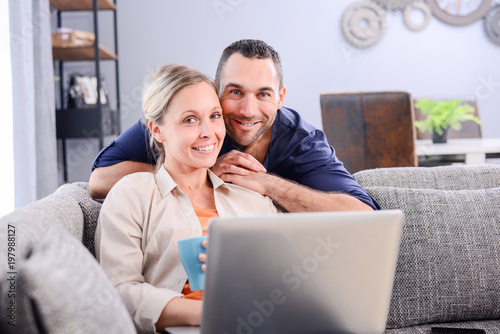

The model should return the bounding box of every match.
[201,210,403,334]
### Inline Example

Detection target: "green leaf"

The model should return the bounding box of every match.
[415,99,480,135]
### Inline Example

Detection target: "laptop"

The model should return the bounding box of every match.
[165,210,403,334]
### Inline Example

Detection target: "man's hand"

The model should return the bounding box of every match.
[219,170,271,196]
[221,170,373,213]
[212,150,266,178]
[213,150,373,212]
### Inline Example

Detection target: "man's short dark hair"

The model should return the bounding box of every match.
[215,39,283,92]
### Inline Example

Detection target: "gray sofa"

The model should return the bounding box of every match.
[0,183,136,334]
[0,165,499,333]
[353,165,500,333]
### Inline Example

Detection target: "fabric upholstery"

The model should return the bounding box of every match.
[78,198,102,257]
[354,165,500,190]
[366,186,500,329]
[385,319,500,334]
[6,226,135,334]
[0,183,90,260]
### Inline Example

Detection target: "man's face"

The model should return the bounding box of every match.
[218,53,286,150]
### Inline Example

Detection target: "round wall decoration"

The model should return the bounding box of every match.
[425,0,493,25]
[375,0,415,11]
[484,4,500,45]
[342,1,387,48]
[404,1,432,30]
[341,0,500,47]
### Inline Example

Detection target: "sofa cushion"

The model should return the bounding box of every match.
[354,165,500,190]
[385,319,500,334]
[78,198,102,257]
[365,186,500,329]
[11,225,135,334]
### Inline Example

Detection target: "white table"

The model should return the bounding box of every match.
[416,138,500,165]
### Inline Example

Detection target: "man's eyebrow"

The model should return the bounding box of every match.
[259,86,275,93]
[224,82,243,90]
[224,82,275,93]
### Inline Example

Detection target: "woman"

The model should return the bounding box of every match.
[95,64,279,334]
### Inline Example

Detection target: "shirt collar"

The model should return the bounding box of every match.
[207,169,227,190]
[155,165,229,198]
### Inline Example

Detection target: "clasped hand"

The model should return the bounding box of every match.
[211,150,270,196]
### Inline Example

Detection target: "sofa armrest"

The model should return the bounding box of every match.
[0,182,93,259]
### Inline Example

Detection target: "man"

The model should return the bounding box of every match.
[90,39,379,212]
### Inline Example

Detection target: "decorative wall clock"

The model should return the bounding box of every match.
[484,4,500,44]
[341,0,499,48]
[341,1,387,48]
[404,1,433,30]
[375,0,415,11]
[425,0,493,25]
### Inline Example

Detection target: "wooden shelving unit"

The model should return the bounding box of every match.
[52,45,117,60]
[51,0,120,181]
[50,0,115,11]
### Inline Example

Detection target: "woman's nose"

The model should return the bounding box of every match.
[200,120,213,138]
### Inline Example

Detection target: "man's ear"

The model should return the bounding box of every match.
[148,120,164,143]
[277,85,286,109]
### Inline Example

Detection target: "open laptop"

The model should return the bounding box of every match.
[165,210,403,334]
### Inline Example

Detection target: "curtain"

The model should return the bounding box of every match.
[9,0,58,208]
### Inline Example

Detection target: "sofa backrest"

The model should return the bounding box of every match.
[0,182,92,260]
[353,165,500,329]
[353,164,500,190]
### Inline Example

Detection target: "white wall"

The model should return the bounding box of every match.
[62,0,500,181]
[1,0,15,216]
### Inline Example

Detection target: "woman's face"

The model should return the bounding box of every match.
[151,81,225,172]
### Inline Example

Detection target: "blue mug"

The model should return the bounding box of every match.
[177,236,208,291]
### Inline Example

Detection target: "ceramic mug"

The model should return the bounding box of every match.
[177,236,208,291]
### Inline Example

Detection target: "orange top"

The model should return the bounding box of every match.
[182,206,218,300]
[194,206,218,236]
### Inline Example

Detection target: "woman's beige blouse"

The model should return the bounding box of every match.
[95,167,279,333]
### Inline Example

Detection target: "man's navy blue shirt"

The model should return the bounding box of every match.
[92,107,380,210]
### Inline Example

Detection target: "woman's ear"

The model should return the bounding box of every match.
[148,120,165,143]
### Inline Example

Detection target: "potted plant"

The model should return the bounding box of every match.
[414,99,481,143]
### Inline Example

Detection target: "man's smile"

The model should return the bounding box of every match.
[232,119,261,129]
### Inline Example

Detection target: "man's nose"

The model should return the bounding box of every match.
[239,95,257,118]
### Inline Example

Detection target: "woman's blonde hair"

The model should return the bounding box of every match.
[142,64,216,169]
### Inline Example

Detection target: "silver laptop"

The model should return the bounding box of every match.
[165,210,403,334]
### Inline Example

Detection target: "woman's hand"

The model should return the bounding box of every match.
[199,238,208,272]
[155,297,202,331]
